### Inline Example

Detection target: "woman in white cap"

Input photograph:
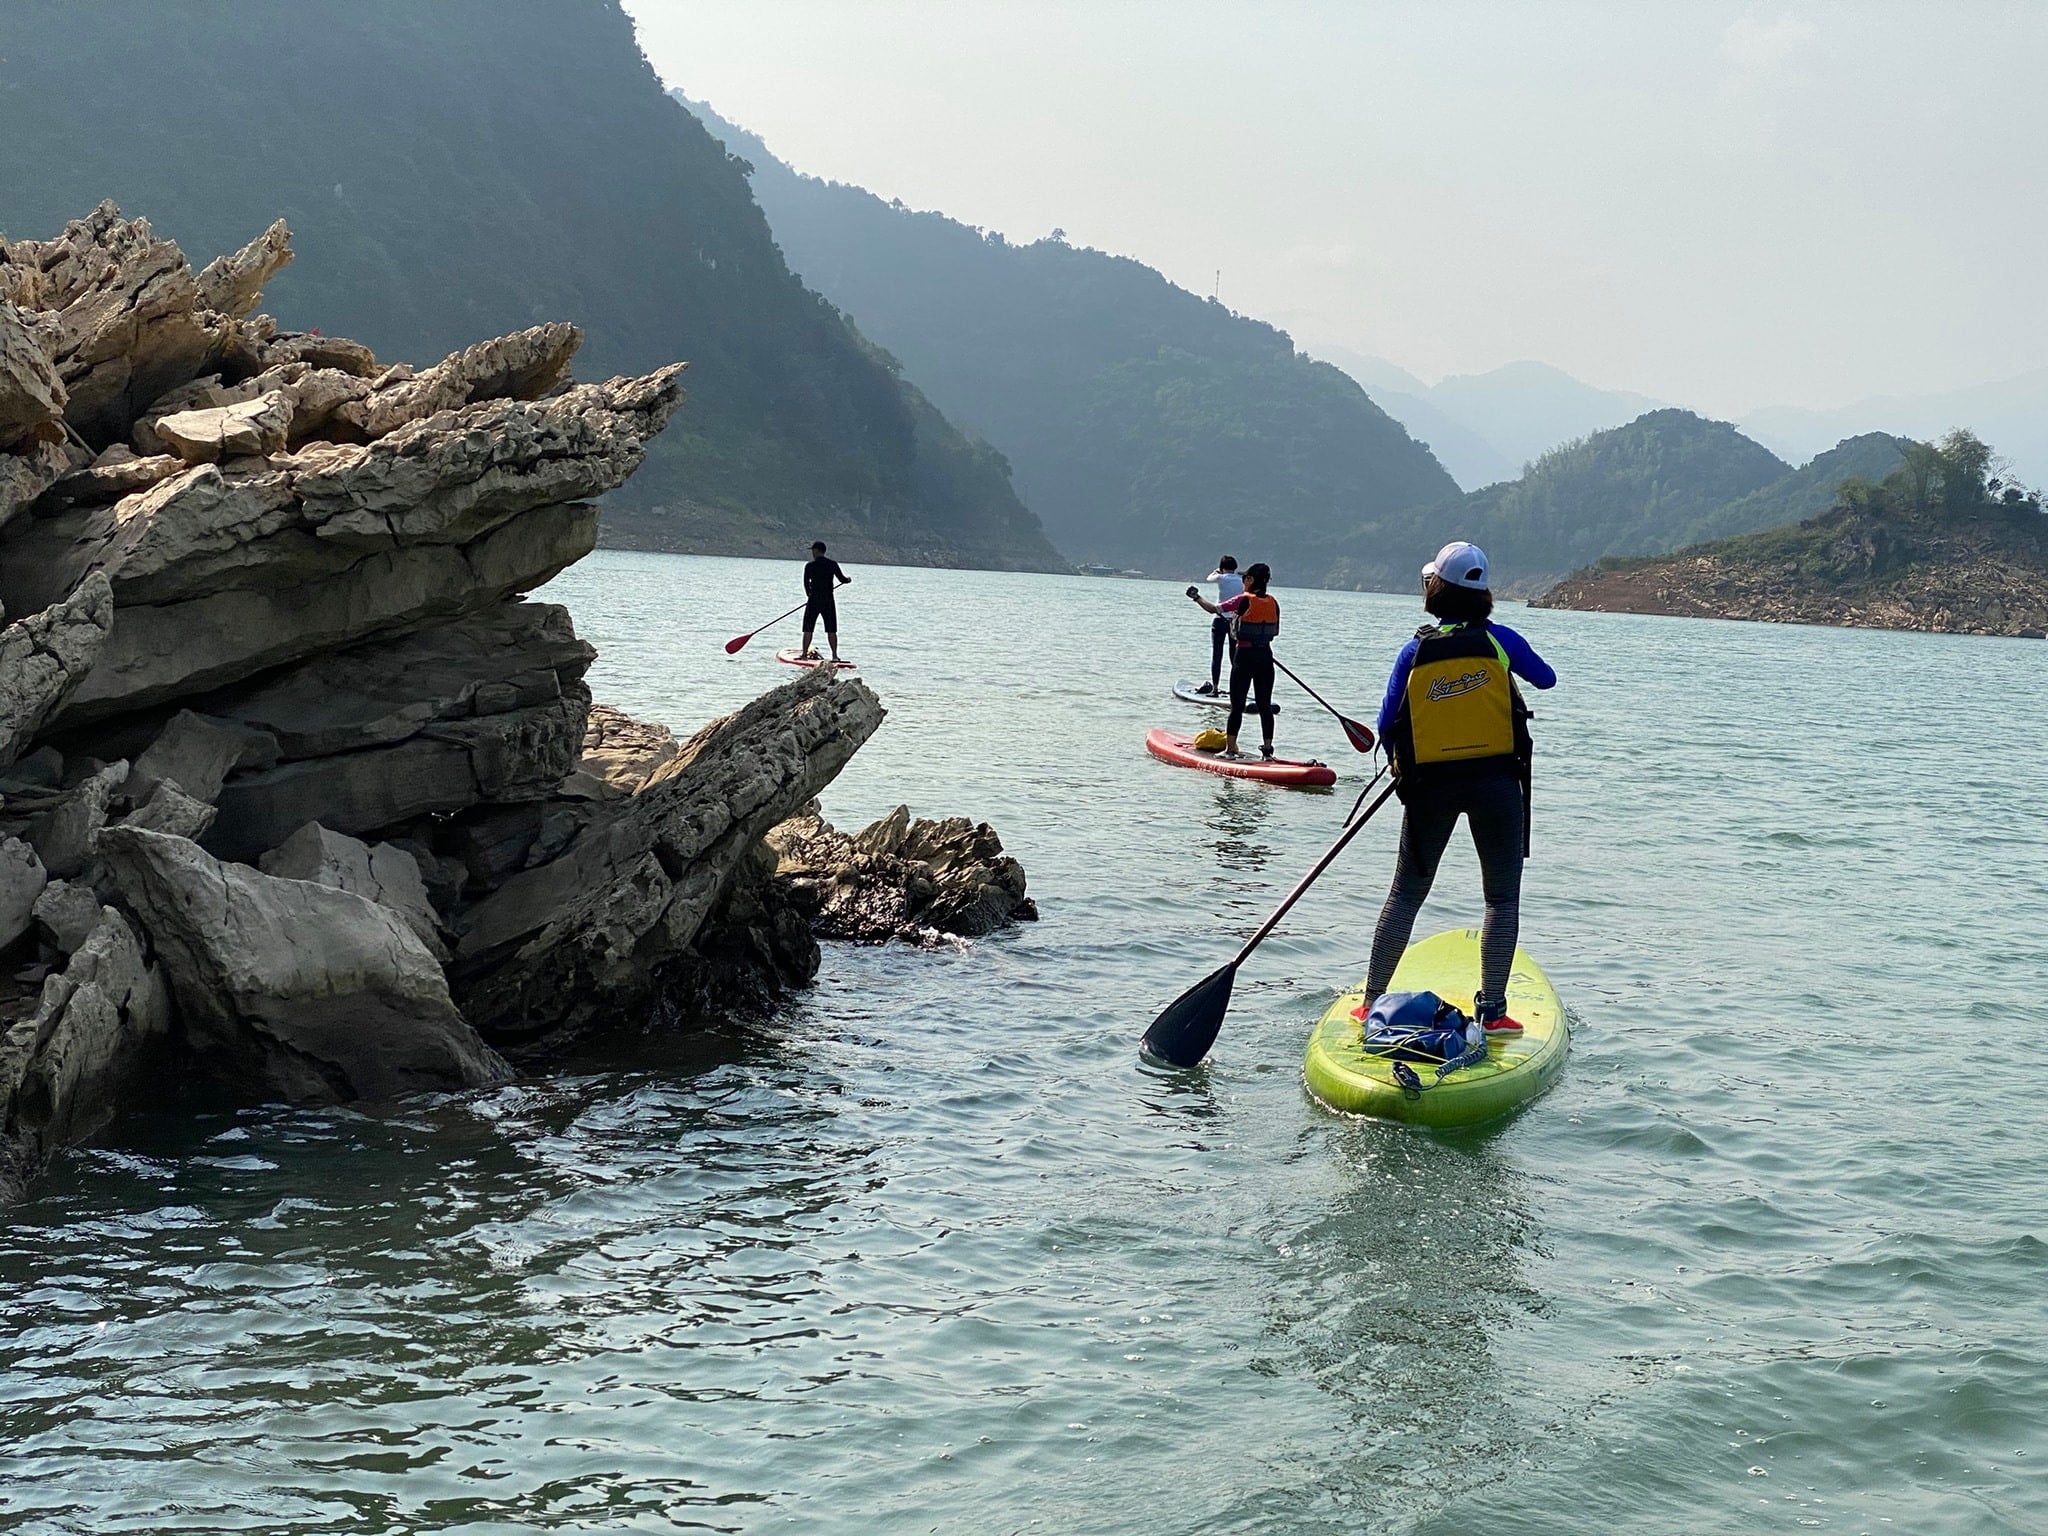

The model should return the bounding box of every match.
[1365,540,1557,1033]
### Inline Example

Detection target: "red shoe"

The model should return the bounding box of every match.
[1482,1015,1525,1035]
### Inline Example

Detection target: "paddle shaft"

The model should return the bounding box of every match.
[1229,780,1398,968]
[727,600,808,652]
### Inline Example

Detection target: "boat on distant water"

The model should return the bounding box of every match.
[1077,563,1150,578]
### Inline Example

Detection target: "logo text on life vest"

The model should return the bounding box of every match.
[1426,670,1491,702]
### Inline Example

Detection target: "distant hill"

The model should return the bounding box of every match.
[1317,409,1792,593]
[1312,347,1664,490]
[0,0,1064,572]
[1431,361,1666,474]
[1534,432,2048,638]
[691,99,1460,578]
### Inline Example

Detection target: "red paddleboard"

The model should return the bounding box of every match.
[775,648,857,670]
[1145,728,1335,787]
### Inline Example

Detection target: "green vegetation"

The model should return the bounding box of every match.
[1563,428,2045,599]
[0,0,1063,570]
[1318,412,1914,593]
[693,102,1459,578]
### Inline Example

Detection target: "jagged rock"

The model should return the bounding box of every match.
[38,444,185,509]
[334,323,584,439]
[154,389,293,463]
[0,906,172,1207]
[31,879,101,956]
[657,840,821,1021]
[192,219,291,320]
[206,685,590,862]
[26,759,127,879]
[0,575,113,768]
[258,822,448,960]
[0,303,68,449]
[117,780,217,841]
[1,436,85,535]
[579,702,680,795]
[0,838,47,951]
[197,601,593,760]
[768,805,1037,942]
[54,499,599,725]
[129,708,278,804]
[2,202,240,444]
[258,332,380,378]
[448,671,885,1055]
[98,825,509,1103]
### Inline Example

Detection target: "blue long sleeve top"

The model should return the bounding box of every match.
[1376,620,1557,740]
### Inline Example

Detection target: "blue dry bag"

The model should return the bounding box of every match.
[1360,990,1474,1064]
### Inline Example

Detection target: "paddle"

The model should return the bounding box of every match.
[724,600,808,655]
[1140,779,1399,1067]
[1272,657,1377,753]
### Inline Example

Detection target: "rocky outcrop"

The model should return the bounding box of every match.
[447,667,886,1056]
[1533,501,2048,638]
[769,806,1038,942]
[98,825,506,1103]
[0,574,113,766]
[0,204,1029,1209]
[0,905,173,1206]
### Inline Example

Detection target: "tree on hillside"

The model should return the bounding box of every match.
[1937,429,1992,512]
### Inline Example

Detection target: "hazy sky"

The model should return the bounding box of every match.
[623,1,2047,416]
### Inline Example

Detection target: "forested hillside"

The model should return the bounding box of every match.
[694,101,1459,578]
[0,0,1064,571]
[1534,430,2048,638]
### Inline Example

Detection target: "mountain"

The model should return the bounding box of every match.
[1533,436,2048,638]
[1306,346,1517,489]
[691,100,1460,578]
[1311,349,1666,490]
[1316,409,1879,595]
[0,0,1063,572]
[1741,368,2048,493]
[1429,362,1667,474]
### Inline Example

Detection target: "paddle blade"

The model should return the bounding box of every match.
[724,632,753,654]
[1339,716,1377,753]
[1140,961,1237,1067]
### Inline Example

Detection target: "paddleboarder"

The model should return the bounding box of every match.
[1188,560,1279,760]
[800,540,851,662]
[1364,541,1556,1034]
[1188,554,1243,695]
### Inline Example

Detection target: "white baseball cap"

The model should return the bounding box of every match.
[1423,540,1490,590]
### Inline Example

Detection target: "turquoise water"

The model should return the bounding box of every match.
[4,552,2046,1533]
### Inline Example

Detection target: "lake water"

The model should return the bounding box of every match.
[4,552,2046,1534]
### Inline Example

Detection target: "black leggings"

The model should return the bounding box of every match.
[1209,615,1233,687]
[1226,644,1275,746]
[1365,772,1524,1014]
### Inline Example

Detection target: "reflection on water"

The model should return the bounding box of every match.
[4,554,2048,1533]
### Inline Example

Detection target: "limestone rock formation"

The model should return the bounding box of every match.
[98,825,507,1103]
[0,575,113,766]
[0,905,172,1207]
[258,822,448,960]
[448,668,886,1055]
[0,204,1030,1209]
[769,805,1038,943]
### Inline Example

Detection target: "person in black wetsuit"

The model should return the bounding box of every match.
[800,540,851,661]
[1188,560,1279,759]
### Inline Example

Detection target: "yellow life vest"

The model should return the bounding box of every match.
[1391,623,1521,777]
